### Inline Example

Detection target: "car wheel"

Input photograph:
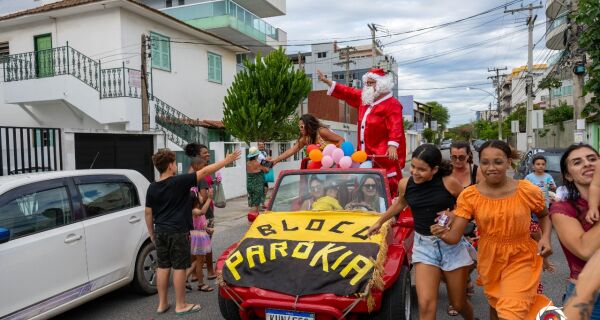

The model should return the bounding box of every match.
[218,293,243,320]
[373,265,413,320]
[131,241,158,295]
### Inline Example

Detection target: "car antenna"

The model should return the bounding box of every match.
[89,152,100,169]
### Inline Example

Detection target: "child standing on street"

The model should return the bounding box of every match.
[525,155,557,276]
[145,148,240,316]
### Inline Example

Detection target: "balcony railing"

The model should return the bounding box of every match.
[3,44,208,148]
[3,44,144,99]
[547,13,568,33]
[162,0,279,40]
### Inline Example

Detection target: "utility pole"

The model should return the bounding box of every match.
[569,0,585,124]
[488,67,507,140]
[488,102,492,121]
[335,46,356,124]
[505,3,543,149]
[367,23,377,67]
[141,34,150,131]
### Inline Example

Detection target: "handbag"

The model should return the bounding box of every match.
[264,169,275,183]
[213,180,226,208]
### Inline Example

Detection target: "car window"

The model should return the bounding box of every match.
[545,154,561,172]
[77,182,139,218]
[271,172,387,213]
[0,187,72,239]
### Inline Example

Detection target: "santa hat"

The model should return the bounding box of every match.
[362,68,394,93]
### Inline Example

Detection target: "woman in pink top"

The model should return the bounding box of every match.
[549,143,600,319]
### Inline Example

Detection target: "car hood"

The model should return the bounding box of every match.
[219,211,391,298]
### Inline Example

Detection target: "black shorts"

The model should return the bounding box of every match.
[155,232,191,270]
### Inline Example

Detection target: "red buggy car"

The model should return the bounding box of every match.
[217,168,415,320]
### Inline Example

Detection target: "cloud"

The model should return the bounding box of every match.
[267,0,551,126]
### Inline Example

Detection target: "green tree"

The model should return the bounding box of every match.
[422,128,435,143]
[575,0,600,118]
[537,75,562,109]
[426,101,450,131]
[544,101,573,130]
[222,48,311,143]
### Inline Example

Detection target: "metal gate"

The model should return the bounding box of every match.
[0,126,63,176]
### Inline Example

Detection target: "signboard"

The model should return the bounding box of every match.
[577,119,586,130]
[413,122,424,132]
[532,110,544,129]
[511,120,520,133]
[574,130,585,143]
[399,95,414,117]
[128,69,141,88]
[222,212,388,297]
[431,120,438,131]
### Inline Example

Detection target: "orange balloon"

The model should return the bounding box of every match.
[306,144,319,154]
[309,149,323,162]
[351,150,368,163]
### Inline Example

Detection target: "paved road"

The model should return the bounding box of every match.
[60,149,569,319]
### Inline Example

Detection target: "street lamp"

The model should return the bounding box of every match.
[466,87,503,140]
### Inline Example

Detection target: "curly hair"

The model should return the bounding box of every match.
[412,144,453,176]
[152,149,176,174]
[300,114,322,145]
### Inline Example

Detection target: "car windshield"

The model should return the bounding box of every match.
[270,172,388,213]
[544,154,561,172]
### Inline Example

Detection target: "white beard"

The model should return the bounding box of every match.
[361,86,376,105]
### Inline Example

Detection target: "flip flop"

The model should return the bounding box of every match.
[156,304,170,314]
[176,304,202,316]
[198,283,214,292]
[447,305,459,316]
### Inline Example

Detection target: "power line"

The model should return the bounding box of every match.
[397,82,491,91]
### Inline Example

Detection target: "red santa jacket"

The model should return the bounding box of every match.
[328,82,406,176]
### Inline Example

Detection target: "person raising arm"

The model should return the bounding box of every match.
[585,161,600,224]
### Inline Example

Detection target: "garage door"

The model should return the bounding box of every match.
[75,133,154,181]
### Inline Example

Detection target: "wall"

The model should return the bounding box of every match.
[535,119,576,149]
[307,90,357,124]
[209,141,301,199]
[119,9,238,122]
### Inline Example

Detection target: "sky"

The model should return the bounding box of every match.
[267,0,554,127]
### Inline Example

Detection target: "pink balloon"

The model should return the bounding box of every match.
[322,144,336,157]
[339,156,352,169]
[351,161,361,168]
[321,155,334,168]
[332,148,345,164]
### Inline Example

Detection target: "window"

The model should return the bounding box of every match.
[317,52,327,58]
[236,53,248,65]
[0,187,72,239]
[77,182,139,218]
[208,52,222,83]
[178,0,185,5]
[166,0,172,7]
[0,41,8,63]
[150,32,171,71]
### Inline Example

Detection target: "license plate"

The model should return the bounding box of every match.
[265,308,315,320]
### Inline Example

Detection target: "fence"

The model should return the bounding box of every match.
[0,127,62,176]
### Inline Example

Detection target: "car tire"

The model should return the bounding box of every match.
[131,241,158,295]
[218,293,243,320]
[373,265,413,320]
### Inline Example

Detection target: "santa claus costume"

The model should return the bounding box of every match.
[327,68,406,197]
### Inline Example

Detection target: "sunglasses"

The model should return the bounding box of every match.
[363,184,377,190]
[450,155,468,162]
[310,185,322,191]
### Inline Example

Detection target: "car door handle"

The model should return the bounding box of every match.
[129,216,141,224]
[64,234,83,244]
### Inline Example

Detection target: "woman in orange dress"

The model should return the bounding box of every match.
[431,140,553,320]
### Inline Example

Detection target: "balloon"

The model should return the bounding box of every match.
[309,149,323,162]
[332,148,345,164]
[339,156,352,169]
[322,144,336,157]
[359,161,373,168]
[306,144,319,154]
[351,150,368,163]
[341,141,354,156]
[307,161,321,169]
[321,155,334,168]
[351,161,361,168]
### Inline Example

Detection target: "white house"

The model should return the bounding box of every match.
[0,0,248,183]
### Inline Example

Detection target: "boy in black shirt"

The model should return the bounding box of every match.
[145,148,240,315]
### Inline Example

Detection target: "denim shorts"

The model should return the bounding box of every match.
[412,232,474,271]
[563,281,600,320]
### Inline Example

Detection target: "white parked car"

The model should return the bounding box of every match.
[0,170,157,320]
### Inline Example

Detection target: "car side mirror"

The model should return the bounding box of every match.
[247,211,259,223]
[396,208,414,228]
[0,227,10,244]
